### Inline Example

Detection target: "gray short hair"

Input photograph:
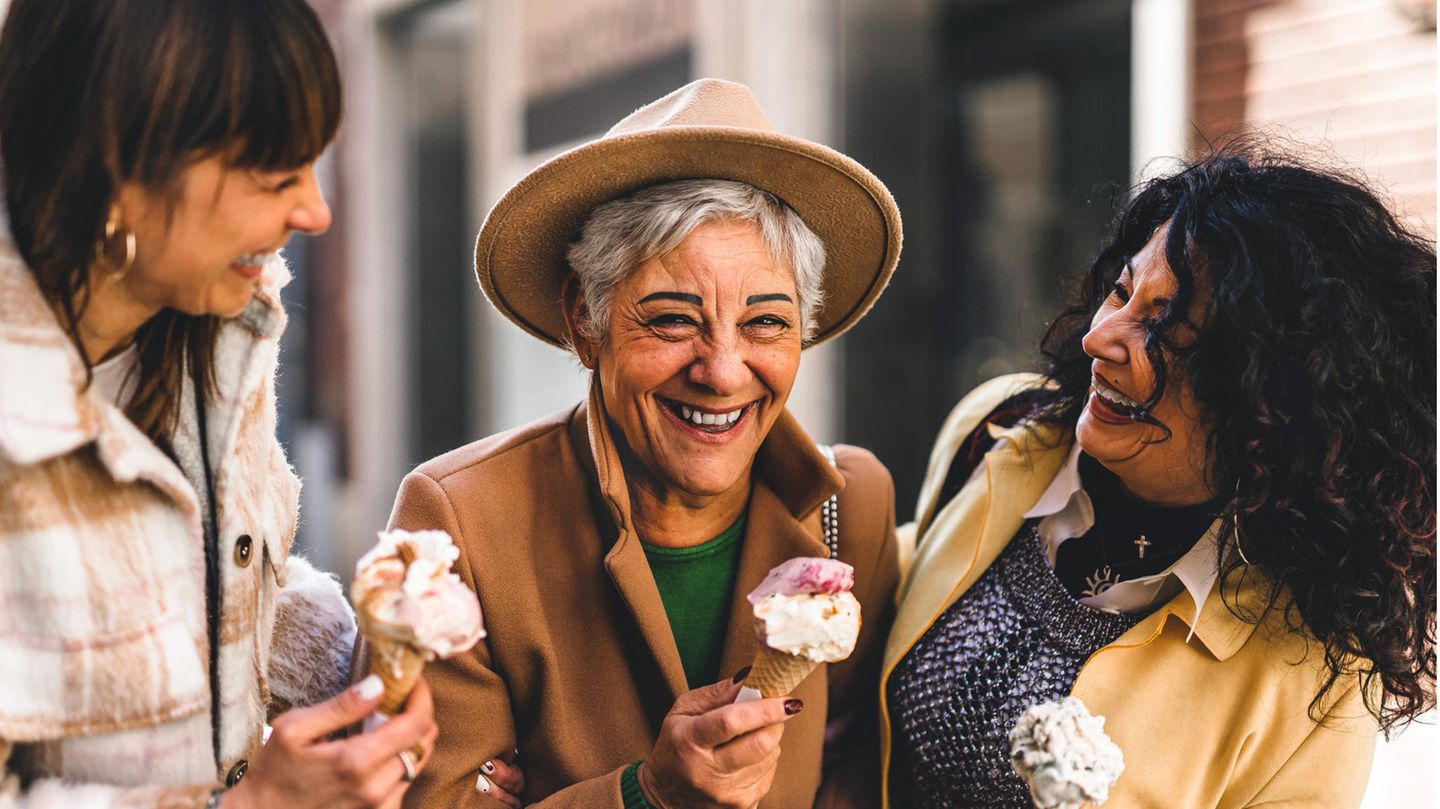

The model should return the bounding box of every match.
[565,179,826,345]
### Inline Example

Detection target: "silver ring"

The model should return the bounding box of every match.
[398,749,418,782]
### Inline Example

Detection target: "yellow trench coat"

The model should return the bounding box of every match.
[881,374,1378,809]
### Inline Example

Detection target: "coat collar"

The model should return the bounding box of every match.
[0,221,290,469]
[1021,443,1224,634]
[881,414,1274,804]
[571,378,841,697]
[887,418,1263,676]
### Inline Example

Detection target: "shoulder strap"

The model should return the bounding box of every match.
[817,443,839,560]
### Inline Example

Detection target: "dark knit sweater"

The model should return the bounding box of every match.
[887,524,1145,807]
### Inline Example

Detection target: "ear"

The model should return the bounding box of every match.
[112,182,146,228]
[560,274,597,369]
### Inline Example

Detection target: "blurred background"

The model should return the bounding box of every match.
[206,0,1440,803]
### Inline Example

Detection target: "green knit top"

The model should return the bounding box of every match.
[641,514,746,688]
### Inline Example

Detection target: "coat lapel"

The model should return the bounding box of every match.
[884,422,1070,677]
[603,526,691,698]
[581,382,690,698]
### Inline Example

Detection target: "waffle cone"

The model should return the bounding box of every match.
[742,646,820,698]
[369,639,426,716]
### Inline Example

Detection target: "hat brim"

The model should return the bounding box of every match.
[474,126,902,349]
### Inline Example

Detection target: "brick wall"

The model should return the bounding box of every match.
[1193,0,1436,235]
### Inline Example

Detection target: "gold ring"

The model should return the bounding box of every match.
[397,749,418,782]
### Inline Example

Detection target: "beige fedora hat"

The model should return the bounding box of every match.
[474,78,902,349]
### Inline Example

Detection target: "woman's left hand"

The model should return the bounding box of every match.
[475,757,525,808]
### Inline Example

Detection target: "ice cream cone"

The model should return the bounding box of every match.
[742,645,820,698]
[370,638,426,716]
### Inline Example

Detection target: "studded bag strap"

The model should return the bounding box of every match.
[817,443,839,560]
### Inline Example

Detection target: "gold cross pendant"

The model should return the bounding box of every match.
[1134,535,1151,559]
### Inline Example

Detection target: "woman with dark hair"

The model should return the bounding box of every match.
[882,146,1435,807]
[0,1,444,807]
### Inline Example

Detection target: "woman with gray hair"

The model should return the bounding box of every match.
[389,79,904,808]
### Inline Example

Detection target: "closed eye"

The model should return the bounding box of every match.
[1110,281,1131,303]
[747,315,789,328]
[743,314,791,331]
[646,313,701,330]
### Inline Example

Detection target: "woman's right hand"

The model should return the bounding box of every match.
[637,675,804,809]
[221,675,439,809]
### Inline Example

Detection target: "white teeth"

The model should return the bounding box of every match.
[1092,375,1141,408]
[235,251,272,268]
[676,403,745,428]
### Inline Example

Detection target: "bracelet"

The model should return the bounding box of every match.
[204,787,226,809]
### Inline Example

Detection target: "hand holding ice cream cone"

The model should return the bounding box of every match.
[739,557,861,700]
[352,529,486,719]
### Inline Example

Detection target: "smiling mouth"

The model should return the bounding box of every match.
[660,398,753,434]
[1090,374,1149,422]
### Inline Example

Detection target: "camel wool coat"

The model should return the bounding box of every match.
[0,229,355,808]
[881,374,1379,808]
[389,381,900,808]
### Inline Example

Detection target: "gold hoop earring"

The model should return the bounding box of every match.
[97,213,136,282]
[1232,480,1253,566]
[1233,513,1254,566]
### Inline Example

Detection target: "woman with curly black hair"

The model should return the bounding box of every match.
[880,146,1435,808]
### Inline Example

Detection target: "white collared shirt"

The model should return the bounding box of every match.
[999,442,1220,623]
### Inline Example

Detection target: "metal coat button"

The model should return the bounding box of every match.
[234,535,254,567]
[225,759,249,786]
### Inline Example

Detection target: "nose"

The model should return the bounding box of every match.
[288,168,333,235]
[1081,305,1129,366]
[687,335,751,396]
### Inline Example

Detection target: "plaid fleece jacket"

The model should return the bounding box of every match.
[0,230,355,807]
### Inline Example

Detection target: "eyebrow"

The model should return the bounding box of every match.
[637,292,702,305]
[747,293,794,305]
[1123,258,1174,310]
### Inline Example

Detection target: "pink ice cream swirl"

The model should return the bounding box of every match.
[745,557,855,605]
[745,557,861,664]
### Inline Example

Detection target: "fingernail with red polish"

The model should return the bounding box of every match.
[731,666,752,684]
[784,699,804,715]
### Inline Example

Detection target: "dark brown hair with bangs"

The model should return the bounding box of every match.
[0,0,341,444]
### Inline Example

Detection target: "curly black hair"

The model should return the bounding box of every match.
[1032,143,1436,732]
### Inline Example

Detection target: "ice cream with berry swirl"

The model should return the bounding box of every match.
[740,557,861,698]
